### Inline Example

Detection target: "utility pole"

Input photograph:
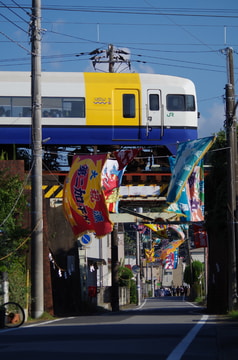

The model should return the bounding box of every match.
[108,44,114,73]
[89,44,130,72]
[31,0,44,318]
[111,223,119,312]
[225,47,238,310]
[109,49,119,311]
[136,207,143,305]
[136,225,141,305]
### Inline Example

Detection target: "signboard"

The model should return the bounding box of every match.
[79,234,92,247]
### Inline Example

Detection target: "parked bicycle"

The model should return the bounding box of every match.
[0,301,25,328]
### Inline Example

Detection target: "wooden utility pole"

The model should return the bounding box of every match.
[31,0,44,318]
[225,47,238,310]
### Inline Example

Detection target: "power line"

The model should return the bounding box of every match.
[0,0,29,23]
[29,6,238,19]
[0,3,28,33]
[3,18,238,30]
[11,0,31,16]
[2,4,238,18]
[0,31,30,53]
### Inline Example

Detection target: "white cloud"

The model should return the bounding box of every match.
[198,102,225,138]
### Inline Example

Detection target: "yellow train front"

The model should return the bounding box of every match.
[0,71,198,153]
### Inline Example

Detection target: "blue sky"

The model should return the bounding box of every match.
[1,1,238,138]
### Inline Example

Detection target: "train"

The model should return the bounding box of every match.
[0,71,198,154]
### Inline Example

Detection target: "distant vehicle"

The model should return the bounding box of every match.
[0,71,198,153]
[164,288,172,296]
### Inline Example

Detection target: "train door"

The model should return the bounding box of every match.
[112,89,140,140]
[146,89,163,139]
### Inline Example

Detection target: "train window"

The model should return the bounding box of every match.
[42,98,62,117]
[167,95,195,111]
[186,95,195,111]
[149,94,159,111]
[42,97,85,118]
[62,98,85,118]
[12,97,31,117]
[167,95,185,111]
[0,96,86,118]
[0,97,11,116]
[123,94,135,118]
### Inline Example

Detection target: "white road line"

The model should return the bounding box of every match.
[25,317,70,327]
[166,314,209,360]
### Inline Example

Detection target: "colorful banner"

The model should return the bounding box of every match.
[167,136,215,204]
[133,224,150,235]
[154,225,185,261]
[167,159,205,222]
[144,224,168,238]
[193,224,208,248]
[63,154,113,238]
[188,161,205,221]
[163,250,178,269]
[157,238,185,261]
[113,148,141,170]
[145,248,155,263]
[101,159,126,213]
[166,156,190,218]
[168,224,185,240]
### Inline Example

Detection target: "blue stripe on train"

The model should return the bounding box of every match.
[0,126,197,154]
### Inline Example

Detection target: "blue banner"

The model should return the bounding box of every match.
[166,136,215,204]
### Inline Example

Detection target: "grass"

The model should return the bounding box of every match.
[26,312,56,323]
[228,310,238,320]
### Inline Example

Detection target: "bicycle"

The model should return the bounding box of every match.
[0,301,25,328]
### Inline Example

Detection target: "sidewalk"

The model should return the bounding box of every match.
[215,315,238,359]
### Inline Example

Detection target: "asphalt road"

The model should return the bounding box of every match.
[0,297,225,359]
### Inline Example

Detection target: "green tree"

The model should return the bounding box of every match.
[0,169,29,306]
[184,260,204,285]
[118,265,134,287]
[184,260,204,301]
[124,230,136,257]
[118,264,137,304]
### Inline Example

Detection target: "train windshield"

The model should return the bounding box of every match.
[166,94,195,111]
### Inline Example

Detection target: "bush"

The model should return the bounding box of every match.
[130,279,137,304]
[118,266,134,287]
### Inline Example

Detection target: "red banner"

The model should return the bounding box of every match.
[63,154,113,238]
[113,148,141,170]
[193,224,208,248]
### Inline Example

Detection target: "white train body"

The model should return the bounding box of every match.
[0,71,198,153]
